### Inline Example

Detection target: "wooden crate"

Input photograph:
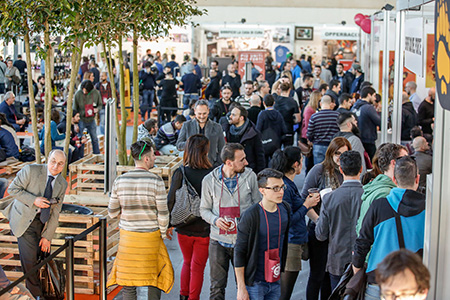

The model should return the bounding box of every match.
[0,196,119,295]
[68,154,182,196]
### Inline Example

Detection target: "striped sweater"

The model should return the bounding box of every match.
[108,169,169,236]
[307,109,340,145]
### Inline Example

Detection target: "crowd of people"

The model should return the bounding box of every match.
[106,52,433,300]
[0,50,434,300]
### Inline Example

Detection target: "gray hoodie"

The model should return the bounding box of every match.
[200,166,261,245]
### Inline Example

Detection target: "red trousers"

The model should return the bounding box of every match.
[178,233,210,300]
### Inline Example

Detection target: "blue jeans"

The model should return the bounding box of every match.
[99,109,105,135]
[364,284,380,300]
[141,89,154,120]
[313,144,328,165]
[247,281,281,300]
[183,94,199,109]
[329,274,342,291]
[0,178,8,198]
[79,119,100,154]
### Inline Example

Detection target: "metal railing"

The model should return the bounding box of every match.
[0,218,108,300]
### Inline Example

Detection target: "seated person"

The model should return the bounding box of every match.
[154,114,186,155]
[58,110,88,163]
[0,128,19,159]
[0,112,20,150]
[39,108,67,157]
[137,118,158,144]
[0,92,28,132]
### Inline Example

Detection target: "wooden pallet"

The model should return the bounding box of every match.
[68,154,182,196]
[0,196,119,295]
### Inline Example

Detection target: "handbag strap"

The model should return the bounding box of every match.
[180,166,199,197]
[394,211,406,249]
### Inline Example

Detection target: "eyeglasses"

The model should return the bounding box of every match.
[334,151,343,157]
[381,290,421,300]
[263,185,286,192]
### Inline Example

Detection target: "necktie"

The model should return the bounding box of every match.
[40,175,55,224]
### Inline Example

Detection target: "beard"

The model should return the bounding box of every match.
[351,123,361,138]
[236,166,246,174]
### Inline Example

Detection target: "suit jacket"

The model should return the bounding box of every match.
[176,118,225,167]
[3,164,67,240]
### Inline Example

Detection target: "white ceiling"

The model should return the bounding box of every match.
[196,0,393,9]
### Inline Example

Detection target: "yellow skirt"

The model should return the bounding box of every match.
[107,229,174,293]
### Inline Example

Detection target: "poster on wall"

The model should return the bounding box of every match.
[379,50,416,98]
[426,34,436,88]
[435,0,450,110]
[238,51,266,80]
[404,18,424,77]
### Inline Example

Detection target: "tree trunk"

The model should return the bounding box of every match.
[62,39,84,175]
[129,29,140,165]
[43,24,52,158]
[118,38,127,165]
[23,31,41,163]
[105,41,123,165]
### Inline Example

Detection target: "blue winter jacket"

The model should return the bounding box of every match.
[352,188,425,284]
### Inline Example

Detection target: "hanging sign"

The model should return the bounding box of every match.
[404,18,424,77]
[321,29,360,40]
[219,28,265,38]
[435,0,450,110]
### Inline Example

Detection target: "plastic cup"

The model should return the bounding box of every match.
[308,188,319,195]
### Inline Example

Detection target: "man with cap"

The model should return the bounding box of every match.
[349,63,365,94]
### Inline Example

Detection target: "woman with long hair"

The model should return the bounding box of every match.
[300,137,352,300]
[39,108,65,155]
[167,134,214,300]
[301,90,321,173]
[270,146,320,299]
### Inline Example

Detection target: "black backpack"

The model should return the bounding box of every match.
[261,127,281,157]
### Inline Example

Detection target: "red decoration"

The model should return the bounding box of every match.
[361,18,372,34]
[354,13,365,26]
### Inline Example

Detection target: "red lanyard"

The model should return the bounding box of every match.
[260,202,281,251]
[219,170,240,209]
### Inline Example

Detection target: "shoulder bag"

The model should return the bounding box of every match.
[171,166,201,226]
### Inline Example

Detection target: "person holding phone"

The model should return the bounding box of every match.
[2,150,68,298]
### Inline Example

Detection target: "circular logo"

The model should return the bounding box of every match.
[272,263,281,277]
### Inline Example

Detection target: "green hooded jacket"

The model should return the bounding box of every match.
[356,174,397,235]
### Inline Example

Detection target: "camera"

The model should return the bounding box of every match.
[150,66,157,73]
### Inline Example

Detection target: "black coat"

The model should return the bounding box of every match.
[401,102,417,140]
[205,76,221,100]
[221,74,242,99]
[224,121,266,173]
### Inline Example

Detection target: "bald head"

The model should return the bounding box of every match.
[47,150,67,176]
[428,87,435,97]
[320,95,334,109]
[413,136,429,152]
[402,92,410,104]
[406,81,417,90]
[250,94,261,107]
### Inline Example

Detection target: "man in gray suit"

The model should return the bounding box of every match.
[176,100,225,167]
[3,149,68,298]
[315,150,364,290]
